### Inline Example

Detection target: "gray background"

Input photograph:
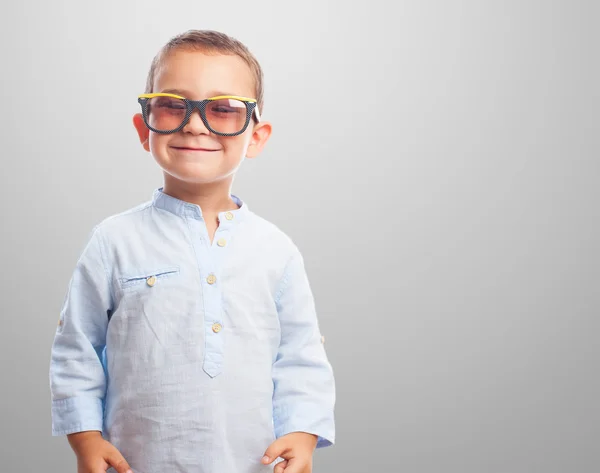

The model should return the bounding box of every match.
[1,1,598,472]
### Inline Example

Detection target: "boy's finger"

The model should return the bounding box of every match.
[278,457,303,473]
[105,449,133,473]
[262,438,289,464]
[274,459,288,473]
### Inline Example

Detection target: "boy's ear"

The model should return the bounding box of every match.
[133,113,150,152]
[245,121,272,159]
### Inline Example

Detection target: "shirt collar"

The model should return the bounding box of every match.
[151,187,249,223]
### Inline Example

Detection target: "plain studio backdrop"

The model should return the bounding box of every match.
[1,1,598,472]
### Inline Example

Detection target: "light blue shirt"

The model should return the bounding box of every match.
[49,187,335,473]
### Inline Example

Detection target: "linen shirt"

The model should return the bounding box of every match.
[49,187,335,473]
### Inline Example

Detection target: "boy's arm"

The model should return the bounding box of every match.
[271,248,336,449]
[49,226,112,436]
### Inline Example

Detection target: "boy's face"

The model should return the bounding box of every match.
[133,50,271,186]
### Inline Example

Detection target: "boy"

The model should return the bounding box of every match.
[49,29,335,473]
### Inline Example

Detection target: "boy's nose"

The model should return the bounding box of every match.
[182,108,210,135]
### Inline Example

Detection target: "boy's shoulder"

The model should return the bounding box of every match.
[91,198,154,233]
[244,210,300,254]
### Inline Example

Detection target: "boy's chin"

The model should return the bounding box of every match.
[162,169,235,186]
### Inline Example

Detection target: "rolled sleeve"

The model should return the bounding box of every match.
[272,248,336,448]
[49,226,112,436]
[51,396,105,436]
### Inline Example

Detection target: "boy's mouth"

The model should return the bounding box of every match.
[172,146,220,152]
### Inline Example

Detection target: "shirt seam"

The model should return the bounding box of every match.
[273,249,299,307]
[102,202,153,222]
[93,225,115,310]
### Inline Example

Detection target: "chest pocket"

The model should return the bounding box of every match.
[119,266,181,290]
[111,265,203,369]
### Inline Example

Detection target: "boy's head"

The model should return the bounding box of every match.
[133,30,272,187]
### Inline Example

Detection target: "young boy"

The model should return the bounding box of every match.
[49,29,335,473]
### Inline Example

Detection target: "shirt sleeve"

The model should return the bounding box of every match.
[49,225,112,436]
[271,248,336,448]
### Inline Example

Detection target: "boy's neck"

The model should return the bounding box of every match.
[162,175,240,216]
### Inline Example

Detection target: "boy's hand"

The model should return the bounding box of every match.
[261,432,318,473]
[67,431,133,473]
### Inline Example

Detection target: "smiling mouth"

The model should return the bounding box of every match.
[172,147,220,152]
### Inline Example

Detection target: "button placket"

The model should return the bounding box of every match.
[186,215,225,378]
[201,213,236,377]
[202,265,223,377]
[191,207,240,378]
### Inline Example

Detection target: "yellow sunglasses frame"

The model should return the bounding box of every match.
[138,92,261,121]
[137,92,261,136]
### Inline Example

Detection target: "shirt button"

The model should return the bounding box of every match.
[225,211,234,220]
[206,274,217,284]
[217,238,227,247]
[146,276,157,286]
[321,335,325,344]
[212,322,222,333]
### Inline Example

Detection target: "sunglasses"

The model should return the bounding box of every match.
[138,93,261,136]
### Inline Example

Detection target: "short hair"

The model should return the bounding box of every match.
[145,29,264,113]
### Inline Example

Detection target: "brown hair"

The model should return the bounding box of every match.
[145,29,264,112]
